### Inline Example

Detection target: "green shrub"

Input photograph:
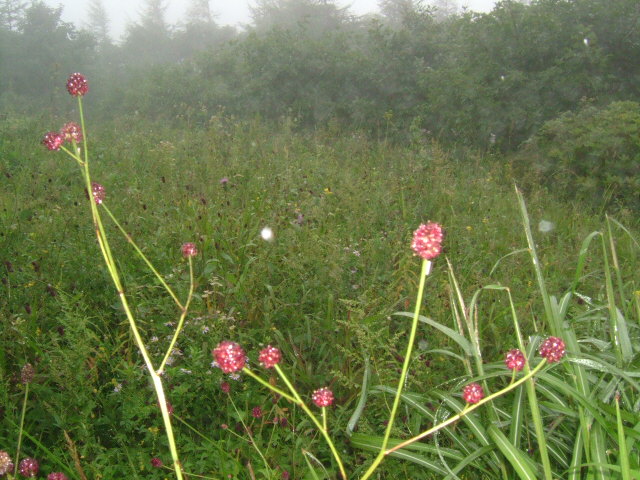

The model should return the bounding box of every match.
[521,101,640,209]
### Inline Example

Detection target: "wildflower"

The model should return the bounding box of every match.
[505,349,526,372]
[91,182,105,205]
[219,177,229,186]
[21,363,35,384]
[150,458,163,468]
[181,242,198,258]
[66,73,88,96]
[539,336,566,363]
[18,457,39,477]
[213,341,246,373]
[312,387,334,407]
[221,423,229,429]
[220,381,231,393]
[60,122,83,143]
[0,451,12,475]
[252,406,263,418]
[42,131,63,151]
[47,473,70,480]
[462,383,484,404]
[411,222,444,260]
[113,383,122,393]
[282,471,290,480]
[259,345,281,369]
[261,227,274,242]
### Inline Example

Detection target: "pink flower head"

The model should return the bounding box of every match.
[252,406,263,418]
[213,341,246,373]
[150,457,163,468]
[66,73,88,96]
[220,177,229,186]
[539,336,566,363]
[60,122,83,143]
[0,451,12,475]
[411,222,444,260]
[42,131,64,151]
[47,473,70,480]
[462,382,484,404]
[181,242,198,258]
[505,349,526,371]
[259,345,281,368]
[220,381,231,393]
[91,182,105,205]
[21,363,35,384]
[18,457,39,477]
[312,387,334,407]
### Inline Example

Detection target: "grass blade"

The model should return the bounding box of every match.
[615,395,632,480]
[346,355,371,437]
[488,425,538,480]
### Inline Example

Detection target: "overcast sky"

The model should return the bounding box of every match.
[45,0,498,41]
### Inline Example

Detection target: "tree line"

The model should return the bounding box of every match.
[1,0,639,151]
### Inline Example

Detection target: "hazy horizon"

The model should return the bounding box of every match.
[44,0,499,40]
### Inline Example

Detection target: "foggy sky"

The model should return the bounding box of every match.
[45,0,498,41]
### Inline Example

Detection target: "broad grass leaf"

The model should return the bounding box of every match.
[394,311,472,356]
[487,425,538,480]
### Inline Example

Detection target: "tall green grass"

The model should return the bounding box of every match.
[0,111,638,478]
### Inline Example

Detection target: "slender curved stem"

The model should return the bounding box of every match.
[360,258,431,480]
[101,205,183,310]
[272,365,347,479]
[75,96,184,480]
[386,359,548,454]
[13,383,29,476]
[158,258,194,374]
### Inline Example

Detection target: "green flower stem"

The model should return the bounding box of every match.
[242,367,297,403]
[360,258,431,480]
[322,407,327,432]
[386,359,548,455]
[76,97,184,480]
[272,365,347,480]
[13,383,29,477]
[227,395,273,477]
[101,205,183,310]
[506,288,553,480]
[59,144,84,166]
[158,258,195,374]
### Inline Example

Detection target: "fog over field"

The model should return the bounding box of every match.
[43,0,498,39]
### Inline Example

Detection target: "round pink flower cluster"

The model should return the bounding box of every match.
[48,473,70,480]
[539,336,566,363]
[212,341,246,373]
[259,345,282,368]
[462,382,484,404]
[312,387,334,407]
[42,131,64,151]
[66,73,88,97]
[0,451,13,475]
[19,457,39,477]
[411,222,444,260]
[505,349,526,371]
[60,122,83,143]
[181,242,198,258]
[91,182,105,205]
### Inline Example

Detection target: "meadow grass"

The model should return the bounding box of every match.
[0,110,638,479]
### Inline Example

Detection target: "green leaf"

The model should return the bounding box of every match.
[394,311,472,356]
[487,425,538,480]
[346,355,370,437]
[615,395,632,480]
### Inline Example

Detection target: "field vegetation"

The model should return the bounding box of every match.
[1,0,639,479]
